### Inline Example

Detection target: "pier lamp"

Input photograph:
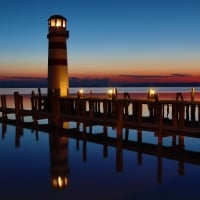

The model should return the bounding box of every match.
[149,88,155,98]
[147,88,158,100]
[108,89,113,98]
[77,89,84,98]
[107,88,117,99]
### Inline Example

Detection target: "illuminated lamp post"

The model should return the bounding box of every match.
[147,88,155,99]
[77,89,84,98]
[47,15,69,97]
[107,88,118,99]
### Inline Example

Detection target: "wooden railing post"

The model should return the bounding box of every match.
[137,102,142,124]
[1,95,7,119]
[172,102,177,128]
[14,92,23,121]
[155,102,163,131]
[178,103,185,128]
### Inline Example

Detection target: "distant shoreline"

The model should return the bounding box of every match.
[1,81,200,88]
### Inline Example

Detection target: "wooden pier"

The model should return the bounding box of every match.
[1,89,200,136]
[1,89,200,183]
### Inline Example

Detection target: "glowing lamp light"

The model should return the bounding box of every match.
[56,19,62,27]
[79,89,84,94]
[107,88,117,99]
[108,89,114,98]
[77,89,84,98]
[52,176,68,189]
[150,88,155,96]
[148,88,157,100]
[49,16,66,28]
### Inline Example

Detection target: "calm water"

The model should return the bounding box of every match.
[0,87,200,200]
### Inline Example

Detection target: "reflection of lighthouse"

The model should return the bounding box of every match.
[47,15,69,97]
[49,133,70,189]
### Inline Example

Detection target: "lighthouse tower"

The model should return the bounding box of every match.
[47,15,69,97]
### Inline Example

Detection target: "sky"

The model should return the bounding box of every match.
[0,0,200,87]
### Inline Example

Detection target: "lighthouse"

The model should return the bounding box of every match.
[47,15,69,97]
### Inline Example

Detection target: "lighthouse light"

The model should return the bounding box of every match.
[49,19,55,27]
[56,19,62,27]
[63,20,66,28]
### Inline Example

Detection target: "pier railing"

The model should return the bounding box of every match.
[59,96,200,131]
[1,91,200,133]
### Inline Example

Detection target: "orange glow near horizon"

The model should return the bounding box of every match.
[1,56,200,84]
[1,71,200,84]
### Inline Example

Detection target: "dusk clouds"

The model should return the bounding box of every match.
[119,73,191,80]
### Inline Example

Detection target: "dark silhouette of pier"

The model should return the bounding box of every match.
[1,89,200,135]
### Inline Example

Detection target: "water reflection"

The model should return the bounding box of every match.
[1,117,200,192]
[49,131,70,189]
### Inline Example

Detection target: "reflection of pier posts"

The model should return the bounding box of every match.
[116,101,123,172]
[1,121,7,139]
[83,123,87,162]
[178,135,184,149]
[76,122,80,150]
[156,103,163,146]
[157,131,162,146]
[116,126,123,172]
[137,129,142,165]
[125,128,129,141]
[88,125,92,134]
[15,124,23,148]
[157,143,162,183]
[103,126,108,158]
[157,153,162,183]
[172,135,176,147]
[35,130,39,141]
[178,135,184,175]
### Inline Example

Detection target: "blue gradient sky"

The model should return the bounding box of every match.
[0,0,200,86]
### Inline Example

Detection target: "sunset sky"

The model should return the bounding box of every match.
[0,0,200,86]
